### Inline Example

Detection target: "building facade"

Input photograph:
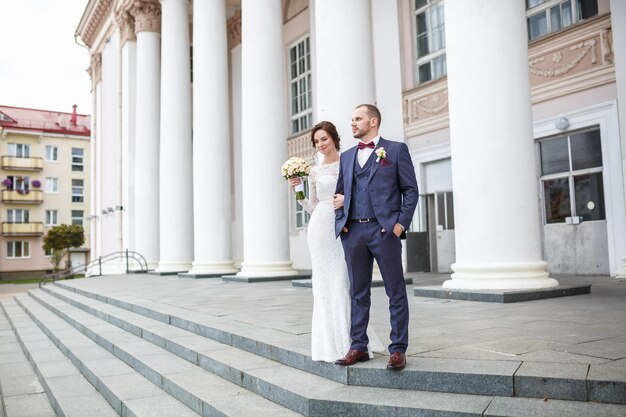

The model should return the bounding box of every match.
[0,105,91,279]
[76,0,626,287]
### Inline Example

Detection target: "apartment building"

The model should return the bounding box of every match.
[0,105,91,279]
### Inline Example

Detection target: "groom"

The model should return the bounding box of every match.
[333,104,418,370]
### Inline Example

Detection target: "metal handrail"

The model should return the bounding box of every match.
[39,249,148,288]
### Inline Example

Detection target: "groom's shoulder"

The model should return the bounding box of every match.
[380,137,408,150]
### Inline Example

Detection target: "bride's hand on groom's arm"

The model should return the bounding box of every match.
[333,194,344,209]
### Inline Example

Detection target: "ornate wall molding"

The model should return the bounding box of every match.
[528,15,615,104]
[116,9,136,44]
[528,15,613,87]
[402,78,450,138]
[78,0,115,48]
[131,0,161,34]
[228,9,242,49]
[530,38,598,78]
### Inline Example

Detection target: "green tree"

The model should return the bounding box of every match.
[43,224,85,272]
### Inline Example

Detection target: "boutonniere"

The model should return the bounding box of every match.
[375,147,389,166]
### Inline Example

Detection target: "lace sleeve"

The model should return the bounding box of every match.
[298,167,318,214]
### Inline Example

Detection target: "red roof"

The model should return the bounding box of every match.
[0,105,91,137]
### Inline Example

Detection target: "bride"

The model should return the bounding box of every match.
[290,121,383,362]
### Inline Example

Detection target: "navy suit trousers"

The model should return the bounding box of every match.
[340,220,409,353]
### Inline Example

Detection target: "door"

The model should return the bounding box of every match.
[539,127,609,274]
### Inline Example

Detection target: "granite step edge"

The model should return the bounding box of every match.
[50,281,620,403]
[26,289,304,417]
[9,293,521,417]
[44,284,519,396]
[1,298,119,417]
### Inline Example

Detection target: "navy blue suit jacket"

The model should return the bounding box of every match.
[334,137,419,237]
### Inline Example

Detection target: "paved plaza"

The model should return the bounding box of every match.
[59,272,626,364]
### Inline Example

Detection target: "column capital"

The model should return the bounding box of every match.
[88,53,102,85]
[131,0,161,34]
[116,9,136,44]
[227,9,241,48]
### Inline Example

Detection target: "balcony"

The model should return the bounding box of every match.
[1,222,44,236]
[1,189,43,204]
[1,155,44,171]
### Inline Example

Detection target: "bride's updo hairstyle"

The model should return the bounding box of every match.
[310,121,341,151]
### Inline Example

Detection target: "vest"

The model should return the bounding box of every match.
[348,151,377,220]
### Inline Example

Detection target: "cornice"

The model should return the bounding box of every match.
[76,0,115,48]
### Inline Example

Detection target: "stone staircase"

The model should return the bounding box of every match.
[1,279,625,417]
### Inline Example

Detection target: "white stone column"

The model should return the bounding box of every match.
[186,0,236,276]
[88,53,102,264]
[132,1,161,270]
[443,0,558,290]
[312,0,376,142]
[117,10,137,255]
[371,0,405,141]
[237,0,297,277]
[611,0,626,279]
[155,0,193,273]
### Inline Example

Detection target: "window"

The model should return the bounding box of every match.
[7,209,29,223]
[72,148,84,172]
[414,0,446,85]
[295,180,311,228]
[45,145,58,162]
[72,179,84,203]
[45,177,59,193]
[45,210,58,226]
[7,143,30,158]
[435,191,454,230]
[289,36,312,135]
[527,0,598,41]
[7,241,30,259]
[539,127,605,223]
[71,210,84,226]
[7,176,29,191]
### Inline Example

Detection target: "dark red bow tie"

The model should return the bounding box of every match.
[357,141,375,150]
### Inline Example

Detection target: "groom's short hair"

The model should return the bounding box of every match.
[355,104,382,128]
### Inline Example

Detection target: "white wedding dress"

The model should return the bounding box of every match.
[299,161,384,362]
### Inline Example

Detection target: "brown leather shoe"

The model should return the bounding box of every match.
[387,352,406,370]
[335,349,369,366]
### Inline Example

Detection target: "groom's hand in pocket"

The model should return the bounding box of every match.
[393,223,404,237]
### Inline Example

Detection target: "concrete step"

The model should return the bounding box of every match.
[35,285,626,417]
[25,289,496,416]
[51,281,625,404]
[23,290,302,417]
[1,298,119,417]
[0,301,56,417]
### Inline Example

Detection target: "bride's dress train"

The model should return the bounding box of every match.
[300,162,384,362]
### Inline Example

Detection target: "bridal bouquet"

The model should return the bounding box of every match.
[281,157,310,200]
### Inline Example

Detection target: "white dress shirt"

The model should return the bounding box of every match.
[357,135,380,167]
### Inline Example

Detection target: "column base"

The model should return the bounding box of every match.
[180,261,238,278]
[614,258,626,280]
[152,260,192,275]
[232,261,299,280]
[443,261,559,290]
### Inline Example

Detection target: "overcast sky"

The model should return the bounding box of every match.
[0,0,92,115]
